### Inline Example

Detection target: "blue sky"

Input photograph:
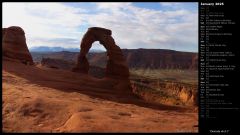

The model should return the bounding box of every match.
[3,2,198,52]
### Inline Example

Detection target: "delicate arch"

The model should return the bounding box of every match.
[73,27,129,80]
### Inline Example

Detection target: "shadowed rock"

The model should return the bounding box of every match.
[2,26,34,65]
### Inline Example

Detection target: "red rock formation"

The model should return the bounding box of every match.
[131,80,198,106]
[41,57,106,78]
[73,27,130,80]
[122,49,198,70]
[31,49,198,70]
[2,26,34,65]
[73,27,131,91]
[41,58,74,70]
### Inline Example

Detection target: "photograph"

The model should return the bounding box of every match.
[2,2,198,133]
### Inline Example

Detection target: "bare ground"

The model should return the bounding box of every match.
[2,60,198,133]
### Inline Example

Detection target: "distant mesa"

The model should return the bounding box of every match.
[31,49,198,70]
[122,49,198,70]
[2,26,34,65]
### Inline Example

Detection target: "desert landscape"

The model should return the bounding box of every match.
[2,26,198,133]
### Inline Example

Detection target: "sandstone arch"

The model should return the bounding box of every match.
[73,27,130,80]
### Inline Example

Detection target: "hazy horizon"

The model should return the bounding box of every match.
[3,2,198,52]
[29,45,198,53]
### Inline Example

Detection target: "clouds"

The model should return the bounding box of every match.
[3,2,198,52]
[29,37,80,48]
